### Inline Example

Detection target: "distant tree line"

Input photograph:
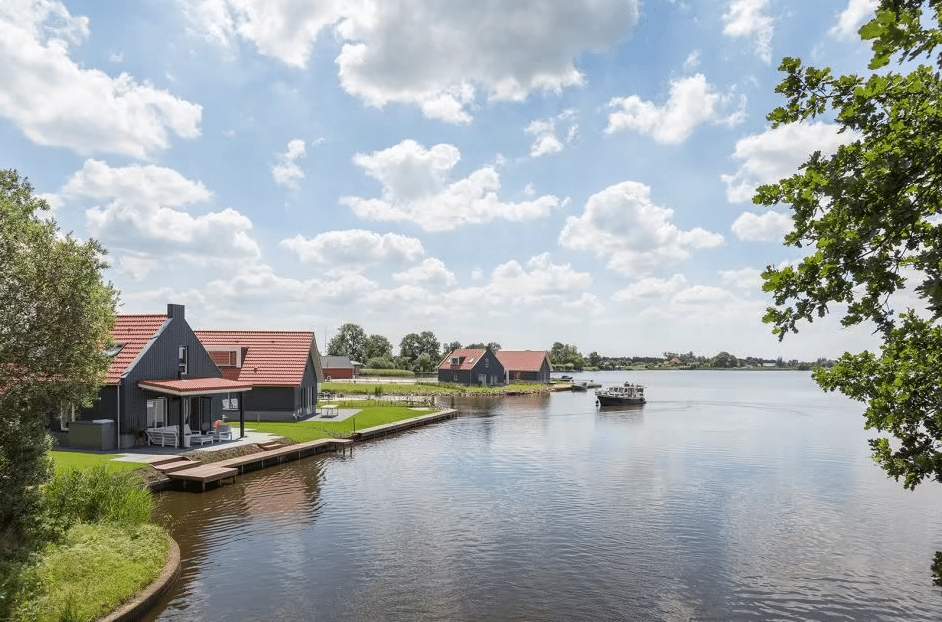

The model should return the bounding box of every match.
[326,324,836,374]
[326,324,505,374]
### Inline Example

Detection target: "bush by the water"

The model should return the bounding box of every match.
[2,465,157,621]
[43,465,153,532]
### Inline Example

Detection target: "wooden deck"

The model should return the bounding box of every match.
[213,438,353,474]
[159,409,457,493]
[168,465,238,492]
[351,409,457,441]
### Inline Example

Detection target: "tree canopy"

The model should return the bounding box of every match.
[0,170,118,544]
[757,1,942,584]
[327,323,368,362]
[399,331,440,372]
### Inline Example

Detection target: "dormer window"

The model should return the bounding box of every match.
[451,357,460,366]
[178,345,188,375]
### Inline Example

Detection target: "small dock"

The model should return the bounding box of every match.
[170,465,238,492]
[351,409,457,441]
[157,409,457,492]
[214,438,353,474]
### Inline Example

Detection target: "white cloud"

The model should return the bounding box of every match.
[272,139,307,188]
[280,230,425,268]
[559,181,724,276]
[188,0,639,123]
[64,159,260,259]
[830,0,878,40]
[720,122,853,203]
[207,264,378,306]
[683,50,701,71]
[443,254,593,314]
[612,274,688,302]
[722,0,774,63]
[393,258,457,287]
[731,210,792,242]
[719,267,763,290]
[117,254,159,281]
[525,110,578,157]
[183,0,346,68]
[341,139,560,231]
[0,1,202,158]
[606,75,745,144]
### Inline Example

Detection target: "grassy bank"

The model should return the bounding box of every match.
[5,466,166,622]
[323,381,549,395]
[241,403,435,443]
[13,523,168,622]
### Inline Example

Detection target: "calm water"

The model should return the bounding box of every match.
[151,371,942,621]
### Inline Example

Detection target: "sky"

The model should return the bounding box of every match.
[1,0,890,360]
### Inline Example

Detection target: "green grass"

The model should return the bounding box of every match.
[323,381,549,395]
[12,523,169,622]
[50,451,146,475]
[242,404,435,442]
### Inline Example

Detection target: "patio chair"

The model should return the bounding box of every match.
[213,423,233,442]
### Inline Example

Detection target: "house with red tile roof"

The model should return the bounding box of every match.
[437,347,506,386]
[62,304,252,449]
[195,330,323,422]
[496,350,552,383]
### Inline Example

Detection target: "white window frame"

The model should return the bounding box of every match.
[178,345,188,375]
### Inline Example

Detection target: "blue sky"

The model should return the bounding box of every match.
[2,0,886,359]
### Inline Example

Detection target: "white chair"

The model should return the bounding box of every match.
[213,423,233,442]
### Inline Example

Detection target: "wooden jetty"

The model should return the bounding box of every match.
[351,408,457,441]
[160,408,457,492]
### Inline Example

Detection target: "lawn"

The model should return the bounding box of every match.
[50,451,146,475]
[323,381,549,395]
[241,404,437,443]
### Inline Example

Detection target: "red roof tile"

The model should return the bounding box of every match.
[106,315,169,384]
[195,331,318,387]
[496,350,551,373]
[438,349,487,371]
[139,378,253,396]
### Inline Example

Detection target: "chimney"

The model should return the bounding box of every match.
[167,304,185,319]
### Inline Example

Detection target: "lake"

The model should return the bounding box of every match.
[151,370,942,621]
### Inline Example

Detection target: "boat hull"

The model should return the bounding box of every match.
[596,395,645,406]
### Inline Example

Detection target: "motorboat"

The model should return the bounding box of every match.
[595,382,646,406]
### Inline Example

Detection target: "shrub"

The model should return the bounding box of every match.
[359,368,414,377]
[43,466,153,532]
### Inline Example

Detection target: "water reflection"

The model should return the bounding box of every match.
[151,371,942,622]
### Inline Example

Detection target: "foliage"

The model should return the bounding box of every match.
[398,331,440,372]
[710,351,740,368]
[9,523,167,622]
[549,342,584,369]
[442,340,462,356]
[43,466,153,532]
[358,367,414,377]
[756,0,942,583]
[364,356,397,369]
[0,169,118,545]
[364,334,393,361]
[327,323,368,362]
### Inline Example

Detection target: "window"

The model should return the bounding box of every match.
[451,357,460,366]
[178,345,188,375]
[146,398,167,428]
[222,398,238,411]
